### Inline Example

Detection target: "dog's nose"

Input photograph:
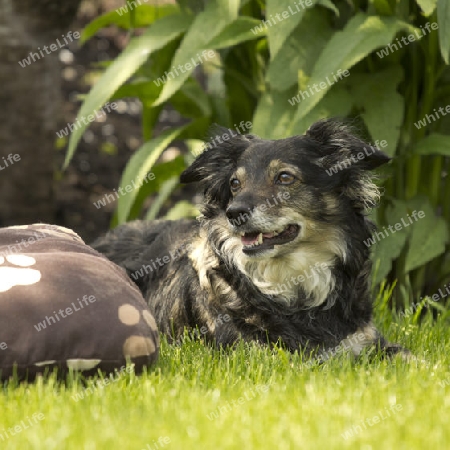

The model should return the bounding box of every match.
[226,204,253,225]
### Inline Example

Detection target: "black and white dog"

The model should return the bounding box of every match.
[92,119,406,358]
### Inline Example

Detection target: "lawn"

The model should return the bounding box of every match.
[1,289,449,450]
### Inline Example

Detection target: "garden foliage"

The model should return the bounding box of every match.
[65,0,450,304]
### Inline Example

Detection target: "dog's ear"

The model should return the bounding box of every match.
[180,126,251,206]
[180,126,247,183]
[306,119,390,209]
[306,119,390,170]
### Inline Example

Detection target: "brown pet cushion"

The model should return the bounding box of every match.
[0,224,159,380]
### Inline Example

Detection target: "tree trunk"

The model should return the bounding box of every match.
[0,0,81,225]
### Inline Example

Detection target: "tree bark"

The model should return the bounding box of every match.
[0,0,81,225]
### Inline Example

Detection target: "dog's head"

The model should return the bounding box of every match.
[180,119,390,305]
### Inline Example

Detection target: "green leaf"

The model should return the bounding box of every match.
[117,126,188,224]
[205,60,231,125]
[64,14,192,169]
[370,0,394,15]
[371,199,410,285]
[266,0,319,58]
[317,0,339,15]
[142,101,164,141]
[177,117,212,140]
[186,138,206,154]
[208,17,265,49]
[184,139,207,167]
[416,0,438,17]
[170,78,212,118]
[80,4,179,44]
[266,9,333,90]
[385,199,413,235]
[413,133,450,155]
[111,80,162,102]
[438,0,450,64]
[126,155,186,221]
[371,232,408,285]
[290,84,354,135]
[153,0,240,106]
[222,55,258,125]
[346,65,404,156]
[404,196,449,273]
[145,176,180,220]
[288,14,412,130]
[164,201,200,220]
[144,36,184,83]
[252,87,299,138]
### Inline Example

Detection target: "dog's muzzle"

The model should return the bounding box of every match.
[226,201,300,255]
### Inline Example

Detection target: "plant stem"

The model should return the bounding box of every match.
[429,156,443,207]
[404,44,421,200]
[443,160,450,222]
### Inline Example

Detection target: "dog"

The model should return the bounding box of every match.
[92,119,406,359]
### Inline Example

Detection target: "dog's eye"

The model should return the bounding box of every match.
[276,172,296,185]
[230,178,241,191]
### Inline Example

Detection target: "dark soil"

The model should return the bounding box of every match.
[54,0,189,244]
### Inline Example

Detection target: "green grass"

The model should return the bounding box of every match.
[1,288,450,450]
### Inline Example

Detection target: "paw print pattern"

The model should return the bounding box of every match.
[0,255,41,293]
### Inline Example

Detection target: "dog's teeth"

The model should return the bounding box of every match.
[257,233,263,245]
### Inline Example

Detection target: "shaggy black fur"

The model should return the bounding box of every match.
[92,119,406,357]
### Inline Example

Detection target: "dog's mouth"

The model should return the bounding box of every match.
[240,224,300,254]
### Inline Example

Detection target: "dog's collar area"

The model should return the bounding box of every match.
[241,224,300,254]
